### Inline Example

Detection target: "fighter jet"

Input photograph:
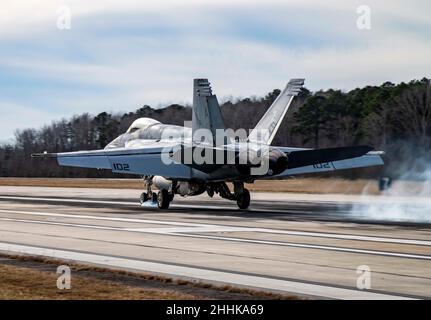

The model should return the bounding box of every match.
[33,79,383,209]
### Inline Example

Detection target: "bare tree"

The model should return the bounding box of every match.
[390,79,431,145]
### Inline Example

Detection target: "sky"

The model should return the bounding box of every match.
[0,0,430,143]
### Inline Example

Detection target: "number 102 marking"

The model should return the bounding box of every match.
[113,163,130,171]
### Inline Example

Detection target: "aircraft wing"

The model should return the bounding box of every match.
[32,143,194,179]
[263,148,384,179]
[284,145,375,169]
[168,144,382,178]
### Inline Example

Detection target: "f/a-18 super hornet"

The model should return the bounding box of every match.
[33,79,383,209]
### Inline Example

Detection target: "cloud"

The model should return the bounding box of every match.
[0,0,430,140]
[0,101,64,144]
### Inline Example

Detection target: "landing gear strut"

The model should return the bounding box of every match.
[139,175,155,205]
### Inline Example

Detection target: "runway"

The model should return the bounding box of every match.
[0,186,430,299]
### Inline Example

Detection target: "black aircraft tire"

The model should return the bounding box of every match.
[157,189,170,209]
[140,192,148,204]
[236,189,250,210]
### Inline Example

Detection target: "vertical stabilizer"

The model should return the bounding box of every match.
[248,78,304,145]
[192,79,228,145]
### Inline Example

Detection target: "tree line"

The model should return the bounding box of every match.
[1,78,430,179]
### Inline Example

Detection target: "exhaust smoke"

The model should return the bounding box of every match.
[351,160,431,223]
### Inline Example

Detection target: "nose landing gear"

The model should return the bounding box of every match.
[140,176,174,209]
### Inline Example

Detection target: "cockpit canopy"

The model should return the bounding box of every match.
[126,117,161,134]
[105,117,191,149]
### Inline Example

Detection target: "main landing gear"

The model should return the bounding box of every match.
[139,176,174,209]
[208,181,251,210]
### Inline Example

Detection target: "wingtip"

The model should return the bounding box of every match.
[31,152,57,158]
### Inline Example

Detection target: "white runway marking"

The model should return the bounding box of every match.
[0,214,430,261]
[0,216,248,234]
[1,208,430,247]
[0,195,137,206]
[0,242,414,300]
[0,195,288,213]
[173,233,431,261]
[0,208,212,226]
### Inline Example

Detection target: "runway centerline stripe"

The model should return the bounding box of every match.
[0,207,430,247]
[0,242,414,300]
[0,216,430,261]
